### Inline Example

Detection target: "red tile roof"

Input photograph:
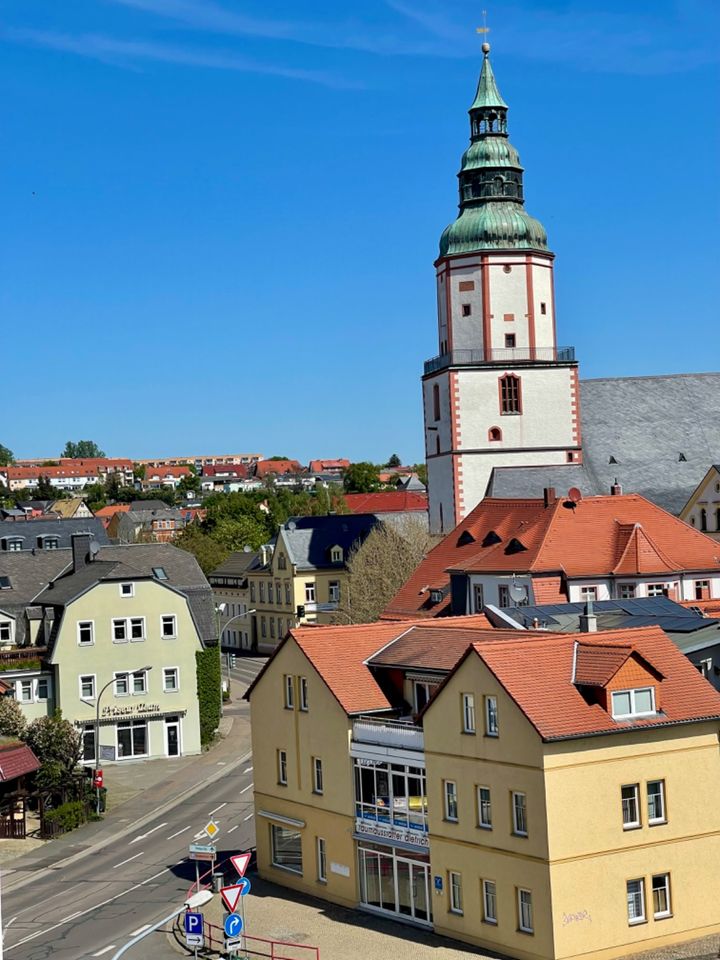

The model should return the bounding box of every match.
[459,626,720,741]
[254,460,303,478]
[680,598,720,618]
[573,643,633,686]
[308,459,350,473]
[384,494,720,619]
[0,742,40,781]
[344,492,428,515]
[201,464,248,478]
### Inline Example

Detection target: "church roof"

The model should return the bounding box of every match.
[470,52,508,110]
[487,373,720,515]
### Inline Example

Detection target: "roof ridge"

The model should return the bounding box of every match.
[526,497,564,572]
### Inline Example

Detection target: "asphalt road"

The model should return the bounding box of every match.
[3,656,265,960]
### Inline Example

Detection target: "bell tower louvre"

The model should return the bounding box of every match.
[423,44,582,534]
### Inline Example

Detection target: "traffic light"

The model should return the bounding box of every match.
[229,655,236,668]
[296,605,305,619]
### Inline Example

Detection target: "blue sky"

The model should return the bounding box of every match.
[2,1,718,463]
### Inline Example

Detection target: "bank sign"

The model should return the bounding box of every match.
[355,818,429,849]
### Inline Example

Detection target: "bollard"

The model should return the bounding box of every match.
[212,870,224,893]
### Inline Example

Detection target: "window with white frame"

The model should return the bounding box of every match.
[478,786,492,828]
[161,615,177,638]
[330,546,343,564]
[36,677,49,700]
[498,585,510,608]
[117,720,147,758]
[698,658,713,677]
[462,693,475,733]
[312,757,324,794]
[299,677,309,711]
[285,583,291,605]
[579,585,598,601]
[444,780,458,821]
[473,584,484,612]
[17,679,33,703]
[275,582,281,604]
[512,791,528,836]
[284,675,294,709]
[646,583,666,597]
[270,619,275,638]
[449,871,463,914]
[120,582,134,597]
[652,873,671,919]
[305,582,316,603]
[271,823,302,874]
[129,617,145,641]
[132,670,148,695]
[114,672,130,696]
[626,878,645,924]
[163,667,179,692]
[618,583,636,599]
[621,784,640,828]
[647,780,666,824]
[0,621,11,643]
[518,888,533,933]
[482,879,497,924]
[259,582,266,602]
[317,837,327,882]
[79,674,96,700]
[77,621,94,646]
[277,749,287,785]
[329,580,340,603]
[485,695,499,736]
[611,687,656,719]
[113,618,128,643]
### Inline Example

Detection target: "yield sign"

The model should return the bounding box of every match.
[221,884,244,914]
[230,852,251,879]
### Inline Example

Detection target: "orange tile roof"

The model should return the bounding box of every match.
[462,626,720,741]
[384,494,720,619]
[308,459,350,473]
[343,492,428,515]
[145,465,191,478]
[255,459,303,478]
[679,598,720,618]
[573,643,633,686]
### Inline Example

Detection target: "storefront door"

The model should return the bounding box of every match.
[165,718,181,757]
[358,843,431,925]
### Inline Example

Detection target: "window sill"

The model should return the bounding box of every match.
[623,824,641,831]
[512,832,528,839]
[312,791,324,796]
[271,862,303,877]
[628,919,647,927]
[449,909,464,917]
[484,732,499,739]
[648,819,667,827]
[461,730,476,736]
[482,918,498,926]
[654,913,672,921]
[477,824,493,831]
[517,928,534,936]
[443,818,459,825]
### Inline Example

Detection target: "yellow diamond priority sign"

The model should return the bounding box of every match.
[204,820,220,840]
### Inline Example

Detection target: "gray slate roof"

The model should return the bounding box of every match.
[488,373,720,514]
[0,517,108,550]
[209,550,261,581]
[0,551,73,644]
[279,514,381,570]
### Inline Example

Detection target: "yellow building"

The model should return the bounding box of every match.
[247,514,380,652]
[246,619,720,960]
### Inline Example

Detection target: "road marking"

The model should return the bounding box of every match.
[239,782,254,794]
[130,923,151,937]
[209,802,227,816]
[228,825,239,833]
[7,865,177,950]
[217,761,227,766]
[112,852,144,869]
[92,945,117,956]
[243,766,253,773]
[167,825,191,840]
[243,813,254,821]
[130,821,167,844]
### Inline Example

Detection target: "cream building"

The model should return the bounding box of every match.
[681,465,720,540]
[246,618,720,960]
[209,549,259,651]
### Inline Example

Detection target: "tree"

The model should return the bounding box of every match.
[343,462,381,494]
[24,711,83,804]
[176,473,201,500]
[83,482,107,513]
[335,517,440,624]
[62,440,106,459]
[34,475,61,500]
[386,453,401,468]
[0,697,27,738]
[412,463,428,487]
[0,444,14,466]
[174,524,232,575]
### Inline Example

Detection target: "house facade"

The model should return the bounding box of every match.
[680,465,720,539]
[208,550,259,651]
[246,619,720,960]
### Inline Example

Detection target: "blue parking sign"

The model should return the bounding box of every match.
[185,912,203,934]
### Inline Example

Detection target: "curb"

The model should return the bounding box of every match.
[4,737,252,894]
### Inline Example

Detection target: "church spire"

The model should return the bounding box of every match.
[439,44,549,257]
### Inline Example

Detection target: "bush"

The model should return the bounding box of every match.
[43,800,87,832]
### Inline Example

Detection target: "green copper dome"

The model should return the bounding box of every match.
[439,48,550,258]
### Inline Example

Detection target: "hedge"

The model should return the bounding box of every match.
[44,800,87,831]
[196,647,221,746]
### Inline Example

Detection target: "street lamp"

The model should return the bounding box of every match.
[88,666,153,815]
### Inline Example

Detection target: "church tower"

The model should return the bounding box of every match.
[423,45,581,533]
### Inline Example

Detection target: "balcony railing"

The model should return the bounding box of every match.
[424,345,575,375]
[352,716,424,752]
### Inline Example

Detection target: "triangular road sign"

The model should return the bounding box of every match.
[221,884,244,914]
[230,852,251,879]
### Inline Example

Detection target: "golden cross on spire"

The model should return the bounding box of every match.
[476,9,490,53]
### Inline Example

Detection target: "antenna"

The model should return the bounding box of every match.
[567,487,583,504]
[509,581,527,604]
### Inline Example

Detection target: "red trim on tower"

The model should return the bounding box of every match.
[569,365,583,454]
[525,256,536,357]
[481,255,492,354]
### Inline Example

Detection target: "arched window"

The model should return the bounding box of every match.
[435,435,441,455]
[700,508,707,531]
[432,383,440,421]
[499,374,521,414]
[488,427,502,442]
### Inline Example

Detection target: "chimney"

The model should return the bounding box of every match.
[610,479,622,496]
[579,599,598,633]
[71,533,92,573]
[543,487,557,508]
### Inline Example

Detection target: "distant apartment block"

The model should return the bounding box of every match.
[1,459,134,491]
[134,454,262,469]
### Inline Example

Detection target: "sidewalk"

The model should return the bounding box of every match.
[1,707,251,891]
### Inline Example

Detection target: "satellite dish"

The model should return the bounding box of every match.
[509,581,527,603]
[567,487,583,504]
[287,520,297,531]
[89,541,100,557]
[243,544,252,553]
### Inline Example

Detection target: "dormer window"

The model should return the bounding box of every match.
[330,546,343,564]
[2,537,24,552]
[611,687,656,720]
[38,536,59,550]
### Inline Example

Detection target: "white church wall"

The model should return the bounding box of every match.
[427,455,455,533]
[458,448,571,520]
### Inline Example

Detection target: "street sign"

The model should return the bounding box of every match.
[220,884,244,914]
[225,936,243,953]
[189,849,216,863]
[184,911,204,948]
[204,819,220,840]
[237,877,251,896]
[230,852,251,878]
[224,913,243,938]
[190,843,216,855]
